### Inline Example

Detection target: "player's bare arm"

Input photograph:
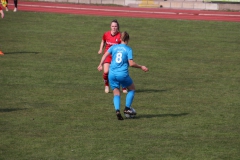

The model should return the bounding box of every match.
[97,52,110,71]
[98,40,105,54]
[128,60,148,72]
[0,10,4,18]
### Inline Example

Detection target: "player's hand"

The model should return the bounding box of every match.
[141,66,148,72]
[97,65,103,71]
[98,50,102,54]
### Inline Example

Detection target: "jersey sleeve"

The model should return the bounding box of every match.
[107,45,114,55]
[128,48,133,60]
[102,32,107,41]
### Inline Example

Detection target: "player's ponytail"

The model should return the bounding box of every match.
[121,31,130,42]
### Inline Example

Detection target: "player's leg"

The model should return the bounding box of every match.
[102,55,112,93]
[14,0,17,7]
[109,73,123,120]
[5,0,8,11]
[102,62,110,93]
[113,88,121,112]
[120,76,136,114]
[122,87,128,94]
[125,83,135,112]
[13,0,17,12]
[113,88,123,120]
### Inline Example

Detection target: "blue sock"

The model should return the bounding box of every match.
[113,95,120,111]
[125,90,135,108]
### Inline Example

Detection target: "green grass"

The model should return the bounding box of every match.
[1,11,240,160]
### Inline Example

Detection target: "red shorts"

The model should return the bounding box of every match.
[104,54,112,64]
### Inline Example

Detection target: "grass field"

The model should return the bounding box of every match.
[0,11,240,159]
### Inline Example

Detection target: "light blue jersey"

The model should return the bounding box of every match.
[107,44,133,90]
[108,44,133,77]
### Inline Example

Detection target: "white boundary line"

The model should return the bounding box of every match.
[199,13,240,17]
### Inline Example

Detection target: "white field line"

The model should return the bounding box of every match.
[178,13,195,15]
[199,13,240,17]
[14,3,240,17]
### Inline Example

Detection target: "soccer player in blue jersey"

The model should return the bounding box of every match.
[97,31,149,120]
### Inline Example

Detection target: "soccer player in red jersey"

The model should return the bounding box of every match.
[98,19,127,93]
[0,6,4,55]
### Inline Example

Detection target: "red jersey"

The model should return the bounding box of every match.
[102,31,121,53]
[0,6,2,10]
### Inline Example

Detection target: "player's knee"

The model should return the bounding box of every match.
[127,83,135,91]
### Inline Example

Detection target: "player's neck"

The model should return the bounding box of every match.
[111,31,118,36]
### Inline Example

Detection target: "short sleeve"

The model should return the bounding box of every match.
[107,46,113,55]
[102,32,107,41]
[128,48,133,60]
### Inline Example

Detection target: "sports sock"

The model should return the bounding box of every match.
[103,73,109,86]
[14,0,17,8]
[113,95,120,111]
[125,90,135,108]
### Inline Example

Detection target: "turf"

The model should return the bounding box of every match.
[0,11,240,159]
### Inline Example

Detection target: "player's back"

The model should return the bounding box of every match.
[109,44,133,76]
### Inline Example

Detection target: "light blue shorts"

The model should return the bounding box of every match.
[109,73,133,90]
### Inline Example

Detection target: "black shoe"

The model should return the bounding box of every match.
[116,111,124,120]
[124,107,133,115]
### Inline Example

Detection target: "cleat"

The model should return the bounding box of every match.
[122,88,128,93]
[124,107,136,115]
[0,51,4,56]
[124,107,137,118]
[105,86,109,93]
[116,111,124,120]
[13,8,17,12]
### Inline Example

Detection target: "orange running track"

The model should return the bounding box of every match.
[6,1,240,22]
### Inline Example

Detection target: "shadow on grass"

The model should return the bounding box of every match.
[4,51,40,54]
[136,113,189,119]
[0,108,27,112]
[136,89,167,93]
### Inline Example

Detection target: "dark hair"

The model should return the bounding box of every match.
[111,19,120,31]
[121,31,130,42]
